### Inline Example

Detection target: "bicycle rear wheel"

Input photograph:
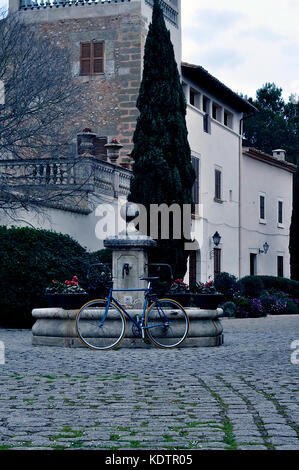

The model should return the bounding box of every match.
[75,299,126,350]
[145,298,189,348]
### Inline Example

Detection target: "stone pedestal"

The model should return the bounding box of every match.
[103,232,156,309]
[32,307,224,348]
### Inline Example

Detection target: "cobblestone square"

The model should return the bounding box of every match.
[0,315,298,450]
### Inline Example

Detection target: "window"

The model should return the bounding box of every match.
[203,96,210,114]
[80,42,104,75]
[203,113,211,133]
[259,194,266,222]
[191,156,200,207]
[214,248,221,274]
[214,169,222,201]
[189,88,201,109]
[189,251,197,285]
[277,256,284,277]
[224,110,233,129]
[212,102,222,122]
[278,200,283,225]
[250,253,257,276]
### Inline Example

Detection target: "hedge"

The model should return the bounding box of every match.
[0,226,110,328]
[258,276,299,298]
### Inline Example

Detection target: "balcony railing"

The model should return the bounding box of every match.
[19,0,179,28]
[0,156,131,199]
[145,0,178,26]
[19,0,132,11]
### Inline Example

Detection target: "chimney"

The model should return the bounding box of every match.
[272,149,286,161]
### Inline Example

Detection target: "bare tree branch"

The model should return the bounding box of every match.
[0,10,94,214]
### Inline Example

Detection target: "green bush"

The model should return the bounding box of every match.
[286,300,299,315]
[91,248,112,265]
[0,226,94,328]
[258,276,299,298]
[220,301,236,317]
[237,276,265,298]
[233,295,265,318]
[214,272,238,300]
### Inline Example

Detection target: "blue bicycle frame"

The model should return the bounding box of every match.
[101,285,169,337]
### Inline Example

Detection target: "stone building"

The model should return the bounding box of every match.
[1,0,296,281]
[9,0,181,160]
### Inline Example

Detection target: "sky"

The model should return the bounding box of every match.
[0,0,298,102]
[181,0,299,102]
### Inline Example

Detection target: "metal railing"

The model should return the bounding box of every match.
[145,0,178,26]
[19,0,179,28]
[19,0,131,11]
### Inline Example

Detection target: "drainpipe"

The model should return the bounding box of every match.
[239,112,256,278]
[238,121,242,279]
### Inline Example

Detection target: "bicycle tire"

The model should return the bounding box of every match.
[75,298,126,351]
[145,298,189,349]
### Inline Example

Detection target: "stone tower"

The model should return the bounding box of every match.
[8,0,182,159]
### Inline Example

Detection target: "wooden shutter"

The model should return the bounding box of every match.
[191,156,199,206]
[260,195,265,220]
[277,256,284,277]
[203,113,211,133]
[214,248,221,275]
[278,201,283,224]
[93,42,104,74]
[80,43,91,75]
[80,42,104,75]
[215,169,221,200]
[189,251,197,286]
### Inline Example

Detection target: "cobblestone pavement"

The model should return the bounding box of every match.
[0,315,298,450]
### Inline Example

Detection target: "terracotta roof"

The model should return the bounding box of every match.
[243,147,296,173]
[181,62,256,114]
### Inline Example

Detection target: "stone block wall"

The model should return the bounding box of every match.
[15,2,147,159]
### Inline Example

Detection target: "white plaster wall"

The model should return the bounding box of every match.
[0,192,126,253]
[240,155,293,278]
[186,102,242,281]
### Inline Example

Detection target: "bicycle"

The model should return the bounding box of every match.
[75,273,190,351]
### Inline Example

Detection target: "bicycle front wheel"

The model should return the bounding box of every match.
[145,298,189,349]
[75,299,126,350]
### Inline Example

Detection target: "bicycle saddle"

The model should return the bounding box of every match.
[140,277,160,281]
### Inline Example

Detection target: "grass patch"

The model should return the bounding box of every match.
[118,426,131,432]
[162,434,175,442]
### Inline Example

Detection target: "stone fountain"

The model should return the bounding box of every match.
[31,203,224,347]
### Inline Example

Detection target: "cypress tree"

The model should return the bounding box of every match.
[128,0,195,279]
[290,162,299,280]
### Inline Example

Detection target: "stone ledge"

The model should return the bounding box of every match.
[31,307,224,348]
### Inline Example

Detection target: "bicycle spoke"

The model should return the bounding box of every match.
[145,299,189,348]
[75,299,126,350]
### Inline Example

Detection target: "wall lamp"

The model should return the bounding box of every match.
[259,242,270,254]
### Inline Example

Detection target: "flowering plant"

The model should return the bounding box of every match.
[260,290,288,315]
[110,138,120,144]
[233,294,265,318]
[169,278,189,293]
[190,281,220,294]
[45,276,86,294]
[82,127,92,133]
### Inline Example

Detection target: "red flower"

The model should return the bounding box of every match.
[73,276,78,282]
